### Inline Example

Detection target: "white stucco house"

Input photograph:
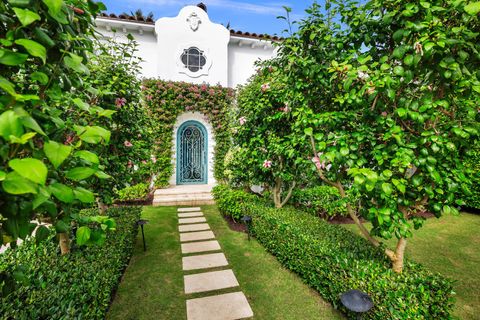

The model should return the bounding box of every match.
[95,3,278,203]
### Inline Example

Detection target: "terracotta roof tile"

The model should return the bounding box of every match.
[97,13,281,40]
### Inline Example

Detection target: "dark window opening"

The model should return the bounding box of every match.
[181,47,206,73]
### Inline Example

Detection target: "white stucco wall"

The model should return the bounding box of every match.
[170,112,216,186]
[94,21,158,78]
[155,6,230,86]
[228,38,276,88]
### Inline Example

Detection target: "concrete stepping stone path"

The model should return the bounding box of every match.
[180,231,215,243]
[182,252,229,271]
[184,269,239,294]
[179,223,210,232]
[186,292,254,320]
[181,240,221,254]
[179,217,207,224]
[177,207,253,319]
[179,212,204,218]
[178,207,202,212]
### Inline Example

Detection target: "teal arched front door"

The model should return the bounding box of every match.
[176,121,208,185]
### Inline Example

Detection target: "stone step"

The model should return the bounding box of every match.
[155,185,213,196]
[184,269,239,294]
[153,197,215,206]
[178,207,202,212]
[181,240,221,254]
[178,212,204,218]
[179,217,207,224]
[179,223,210,233]
[182,252,228,271]
[180,231,215,243]
[186,292,253,320]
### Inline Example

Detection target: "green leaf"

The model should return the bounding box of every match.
[15,39,46,64]
[73,98,90,111]
[55,220,68,233]
[20,115,46,136]
[76,226,91,246]
[75,150,99,164]
[382,183,393,195]
[74,187,95,203]
[2,172,37,194]
[354,175,365,185]
[0,76,16,95]
[35,225,51,244]
[0,170,6,181]
[465,2,480,15]
[0,48,28,66]
[396,108,407,118]
[49,183,74,203]
[9,158,48,185]
[12,7,40,26]
[95,171,111,179]
[44,141,72,169]
[31,71,49,85]
[77,126,111,144]
[304,127,313,136]
[9,132,36,144]
[42,0,63,14]
[64,53,89,74]
[340,147,349,156]
[65,167,96,181]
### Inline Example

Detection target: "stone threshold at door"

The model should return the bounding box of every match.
[177,207,254,320]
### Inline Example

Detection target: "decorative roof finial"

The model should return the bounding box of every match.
[197,2,207,12]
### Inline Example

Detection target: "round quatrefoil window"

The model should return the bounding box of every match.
[181,47,206,73]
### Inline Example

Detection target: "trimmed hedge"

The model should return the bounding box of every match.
[214,186,454,319]
[463,142,480,210]
[290,186,356,219]
[0,206,142,319]
[212,184,257,221]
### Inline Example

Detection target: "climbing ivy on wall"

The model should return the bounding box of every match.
[142,80,235,187]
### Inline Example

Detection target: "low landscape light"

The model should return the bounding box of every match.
[241,215,252,240]
[136,219,149,251]
[340,289,373,319]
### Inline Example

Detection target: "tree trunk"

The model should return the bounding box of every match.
[272,178,296,208]
[59,233,70,255]
[386,237,407,273]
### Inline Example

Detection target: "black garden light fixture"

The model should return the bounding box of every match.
[340,289,373,319]
[241,215,252,241]
[136,219,149,252]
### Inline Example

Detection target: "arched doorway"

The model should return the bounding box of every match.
[176,120,208,185]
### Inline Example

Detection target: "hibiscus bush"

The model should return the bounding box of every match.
[239,0,479,273]
[141,80,234,187]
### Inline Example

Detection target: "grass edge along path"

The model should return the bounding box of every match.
[343,212,480,320]
[107,205,343,320]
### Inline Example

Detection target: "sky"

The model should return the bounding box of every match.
[100,0,315,36]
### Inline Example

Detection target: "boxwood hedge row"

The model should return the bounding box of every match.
[213,185,454,319]
[0,206,142,320]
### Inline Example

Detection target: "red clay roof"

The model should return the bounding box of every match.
[97,13,281,41]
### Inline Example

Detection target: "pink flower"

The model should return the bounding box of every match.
[414,42,424,56]
[127,160,133,168]
[312,156,326,170]
[201,84,208,91]
[263,160,272,168]
[261,83,270,92]
[381,111,388,117]
[239,117,247,125]
[115,97,127,107]
[146,95,153,101]
[142,160,147,164]
[279,103,290,113]
[124,140,133,147]
[151,155,157,163]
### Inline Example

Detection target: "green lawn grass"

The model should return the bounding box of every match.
[343,212,480,320]
[107,205,343,320]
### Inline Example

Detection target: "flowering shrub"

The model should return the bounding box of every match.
[141,80,234,187]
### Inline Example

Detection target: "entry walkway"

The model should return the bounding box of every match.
[177,207,254,320]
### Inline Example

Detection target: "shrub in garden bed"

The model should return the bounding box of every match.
[0,206,142,320]
[212,184,257,221]
[214,186,454,319]
[116,183,150,202]
[290,186,357,219]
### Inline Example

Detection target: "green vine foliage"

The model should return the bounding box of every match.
[463,140,480,209]
[82,37,155,203]
[142,80,234,187]
[0,0,111,248]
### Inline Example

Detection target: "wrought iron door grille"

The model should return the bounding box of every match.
[177,122,207,184]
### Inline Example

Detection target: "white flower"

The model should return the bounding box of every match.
[358,71,370,80]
